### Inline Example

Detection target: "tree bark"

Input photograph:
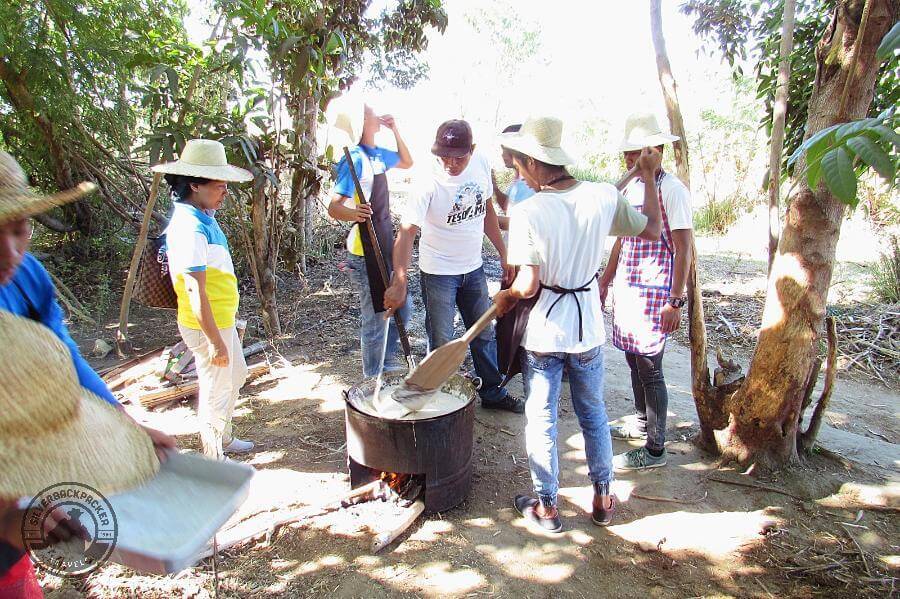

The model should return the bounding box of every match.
[650,0,720,446]
[650,0,690,188]
[767,0,797,272]
[251,183,282,337]
[712,0,898,467]
[288,95,322,274]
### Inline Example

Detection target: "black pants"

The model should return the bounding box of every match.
[625,348,667,453]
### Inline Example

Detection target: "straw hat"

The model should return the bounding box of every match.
[618,113,680,152]
[0,311,159,500]
[152,139,253,182]
[499,116,575,166]
[322,94,366,158]
[0,151,97,226]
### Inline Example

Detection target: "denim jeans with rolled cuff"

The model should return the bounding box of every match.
[346,253,411,378]
[419,266,508,403]
[625,347,668,453]
[522,346,613,506]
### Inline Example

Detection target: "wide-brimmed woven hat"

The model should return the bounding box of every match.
[0,151,97,226]
[500,116,575,166]
[152,139,252,182]
[0,311,159,500]
[618,113,680,152]
[322,94,366,157]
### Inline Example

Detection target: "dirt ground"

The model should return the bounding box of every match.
[43,239,898,599]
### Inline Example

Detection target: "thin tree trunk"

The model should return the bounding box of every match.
[650,0,718,444]
[713,0,897,467]
[650,0,690,188]
[767,0,797,272]
[288,95,321,274]
[251,184,281,336]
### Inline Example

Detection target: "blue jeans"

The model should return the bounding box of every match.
[522,346,613,506]
[420,267,508,403]
[346,254,410,378]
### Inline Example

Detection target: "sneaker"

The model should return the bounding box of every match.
[609,423,648,441]
[591,481,616,526]
[223,437,255,454]
[613,447,667,471]
[481,394,525,414]
[514,495,563,534]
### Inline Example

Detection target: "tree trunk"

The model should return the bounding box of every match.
[288,95,322,274]
[649,0,720,446]
[251,183,282,337]
[710,0,897,467]
[767,0,797,272]
[650,0,690,188]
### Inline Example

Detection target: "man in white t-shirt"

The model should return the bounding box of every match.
[384,119,523,413]
[598,113,694,472]
[492,115,663,532]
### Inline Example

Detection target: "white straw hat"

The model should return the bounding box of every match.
[500,116,576,166]
[323,94,365,157]
[152,139,253,182]
[0,311,159,500]
[0,151,97,226]
[618,113,680,152]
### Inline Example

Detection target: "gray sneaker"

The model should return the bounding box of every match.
[613,447,666,471]
[223,437,255,454]
[609,423,648,441]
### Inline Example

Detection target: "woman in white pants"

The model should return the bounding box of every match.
[155,139,255,459]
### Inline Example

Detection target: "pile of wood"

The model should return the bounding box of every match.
[101,341,270,410]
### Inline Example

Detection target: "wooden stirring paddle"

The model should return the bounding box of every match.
[393,304,498,411]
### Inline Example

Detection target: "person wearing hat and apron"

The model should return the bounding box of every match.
[154,139,255,459]
[598,113,693,471]
[0,311,162,597]
[326,99,413,378]
[384,119,523,413]
[492,116,663,532]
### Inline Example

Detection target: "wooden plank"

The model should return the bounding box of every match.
[138,362,270,409]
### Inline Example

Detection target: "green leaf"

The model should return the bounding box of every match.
[835,118,874,141]
[166,68,179,99]
[846,136,896,181]
[325,31,344,55]
[870,125,900,149]
[276,35,304,59]
[820,147,857,205]
[876,20,900,60]
[788,124,839,166]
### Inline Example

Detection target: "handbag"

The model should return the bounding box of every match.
[132,235,178,310]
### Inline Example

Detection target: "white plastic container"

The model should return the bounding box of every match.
[105,451,255,574]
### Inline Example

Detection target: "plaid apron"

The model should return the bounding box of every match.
[611,171,674,356]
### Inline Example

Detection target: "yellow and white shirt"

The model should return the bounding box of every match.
[165,202,239,330]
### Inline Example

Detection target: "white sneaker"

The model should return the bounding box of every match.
[223,437,255,454]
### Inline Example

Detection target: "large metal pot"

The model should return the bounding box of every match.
[344,374,476,513]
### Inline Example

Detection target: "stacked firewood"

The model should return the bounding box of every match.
[101,341,269,410]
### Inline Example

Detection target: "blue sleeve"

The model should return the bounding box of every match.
[332,150,365,198]
[377,147,400,171]
[31,260,120,407]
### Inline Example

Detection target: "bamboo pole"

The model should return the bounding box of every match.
[116,172,162,356]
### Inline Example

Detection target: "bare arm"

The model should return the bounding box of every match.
[497,213,511,231]
[636,148,662,241]
[598,238,622,287]
[380,116,413,169]
[183,270,228,366]
[669,229,692,298]
[327,193,372,223]
[493,264,539,316]
[384,223,418,316]
[484,198,507,263]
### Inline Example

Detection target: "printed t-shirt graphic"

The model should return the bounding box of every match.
[402,151,493,276]
[332,145,400,257]
[165,202,239,329]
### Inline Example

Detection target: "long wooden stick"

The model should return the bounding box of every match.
[342,147,414,368]
[117,172,163,356]
[372,499,424,553]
